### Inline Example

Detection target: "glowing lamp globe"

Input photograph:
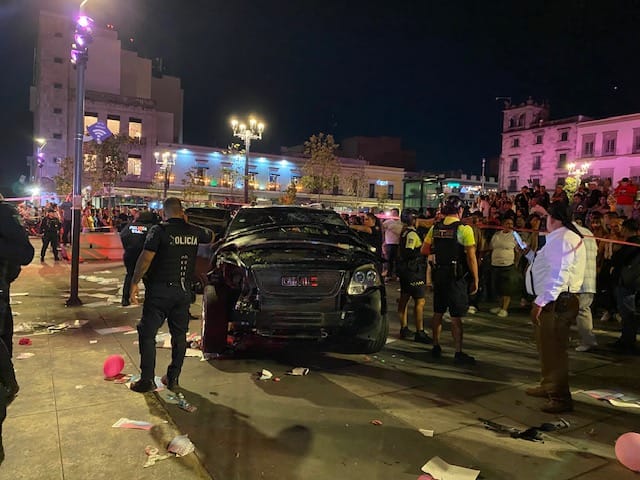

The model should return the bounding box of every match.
[103,354,125,378]
[615,432,640,472]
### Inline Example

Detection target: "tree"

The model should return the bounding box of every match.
[53,157,74,196]
[279,182,298,205]
[182,167,209,204]
[301,133,341,196]
[82,135,133,203]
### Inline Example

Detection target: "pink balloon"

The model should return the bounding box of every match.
[615,432,640,472]
[103,354,125,378]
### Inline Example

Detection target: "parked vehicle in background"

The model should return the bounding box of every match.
[201,206,388,354]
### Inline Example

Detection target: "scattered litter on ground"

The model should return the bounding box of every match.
[370,419,383,426]
[419,429,434,437]
[479,417,569,443]
[421,456,480,480]
[94,326,135,335]
[167,434,195,457]
[9,299,22,305]
[18,338,32,346]
[258,369,273,380]
[10,292,29,296]
[286,367,309,376]
[157,389,181,405]
[582,389,640,408]
[16,352,35,359]
[608,398,640,409]
[112,417,154,430]
[123,330,138,335]
[68,320,89,328]
[95,270,113,274]
[143,445,172,468]
[89,340,98,344]
[12,312,20,316]
[86,293,113,299]
[125,375,164,391]
[417,475,434,480]
[113,374,132,384]
[273,377,280,382]
[185,348,203,358]
[177,393,197,413]
[587,428,597,436]
[75,385,85,389]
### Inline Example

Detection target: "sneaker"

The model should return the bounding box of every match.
[467,306,477,315]
[600,311,611,322]
[399,326,414,339]
[575,344,596,352]
[130,379,155,393]
[496,309,508,318]
[431,344,442,359]
[490,307,501,314]
[525,385,548,398]
[454,351,476,365]
[161,375,179,391]
[414,330,433,344]
[540,398,573,414]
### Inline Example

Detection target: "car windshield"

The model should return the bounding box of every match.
[227,207,348,235]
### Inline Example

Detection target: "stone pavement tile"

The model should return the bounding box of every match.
[571,360,640,393]
[432,419,610,480]
[56,398,210,480]
[10,341,56,417]
[2,411,63,479]
[569,463,639,480]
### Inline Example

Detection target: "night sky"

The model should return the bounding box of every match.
[2,0,640,195]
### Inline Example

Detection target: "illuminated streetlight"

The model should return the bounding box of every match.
[230,116,265,204]
[154,151,177,199]
[567,161,590,179]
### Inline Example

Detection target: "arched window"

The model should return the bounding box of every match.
[518,113,525,127]
[509,117,516,128]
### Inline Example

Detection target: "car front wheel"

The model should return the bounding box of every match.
[201,284,229,354]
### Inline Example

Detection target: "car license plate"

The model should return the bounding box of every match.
[281,275,318,287]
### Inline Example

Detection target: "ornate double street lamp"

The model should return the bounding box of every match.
[230,117,265,204]
[154,151,177,199]
[564,161,590,197]
[67,10,94,306]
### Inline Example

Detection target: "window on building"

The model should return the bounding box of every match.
[220,168,234,188]
[518,114,525,127]
[560,131,569,142]
[268,173,280,191]
[247,172,258,190]
[630,166,640,186]
[387,184,394,199]
[508,178,517,191]
[53,57,64,64]
[84,112,98,133]
[368,183,376,198]
[53,107,62,114]
[583,141,594,156]
[193,167,208,185]
[52,133,62,140]
[127,155,142,176]
[633,129,640,153]
[128,118,142,139]
[107,115,120,135]
[532,155,541,170]
[557,153,567,169]
[508,117,515,129]
[603,132,617,155]
[535,134,543,145]
[511,138,520,148]
[530,177,541,187]
[509,158,519,172]
[53,82,63,89]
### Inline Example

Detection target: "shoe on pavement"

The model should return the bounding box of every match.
[575,344,596,352]
[431,344,442,359]
[414,330,433,344]
[161,375,179,391]
[490,307,501,314]
[496,309,508,318]
[467,306,477,315]
[130,379,155,393]
[399,326,414,339]
[454,351,476,365]
[525,385,548,398]
[540,398,573,414]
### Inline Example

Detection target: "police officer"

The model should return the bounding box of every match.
[129,198,213,393]
[421,196,479,365]
[120,210,156,306]
[40,208,61,261]
[0,196,34,358]
[397,209,432,343]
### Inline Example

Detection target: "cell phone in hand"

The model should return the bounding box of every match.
[512,230,528,250]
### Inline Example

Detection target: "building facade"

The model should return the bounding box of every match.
[30,11,183,191]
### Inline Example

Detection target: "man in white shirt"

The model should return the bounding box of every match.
[524,202,586,413]
[382,208,403,281]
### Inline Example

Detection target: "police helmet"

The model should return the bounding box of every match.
[441,195,464,215]
[400,208,418,225]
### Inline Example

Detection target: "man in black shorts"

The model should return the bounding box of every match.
[421,196,479,365]
[397,210,431,343]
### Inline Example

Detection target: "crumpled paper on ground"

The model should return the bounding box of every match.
[167,434,195,457]
[143,445,172,468]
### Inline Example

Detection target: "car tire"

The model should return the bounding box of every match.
[201,284,229,354]
[360,313,389,354]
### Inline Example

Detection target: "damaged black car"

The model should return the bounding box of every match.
[201,206,388,354]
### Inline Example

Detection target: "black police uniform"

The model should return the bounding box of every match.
[0,202,34,358]
[137,218,213,386]
[40,213,61,261]
[397,226,427,299]
[120,214,155,306]
[431,221,469,317]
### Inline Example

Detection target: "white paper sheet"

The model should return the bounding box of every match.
[421,456,480,480]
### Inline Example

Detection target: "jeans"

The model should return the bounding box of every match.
[137,283,191,382]
[384,244,399,278]
[616,286,638,347]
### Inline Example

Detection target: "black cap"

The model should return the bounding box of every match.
[442,195,463,214]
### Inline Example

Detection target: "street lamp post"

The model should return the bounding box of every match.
[481,157,486,194]
[231,117,265,204]
[67,12,94,307]
[154,151,177,199]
